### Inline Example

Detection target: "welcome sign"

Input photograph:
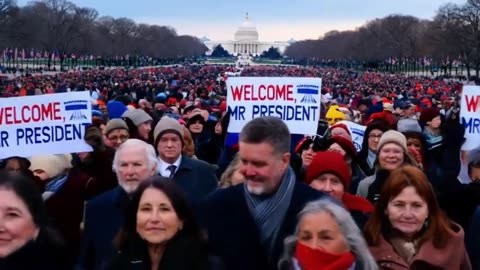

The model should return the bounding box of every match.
[0,92,93,159]
[227,77,322,135]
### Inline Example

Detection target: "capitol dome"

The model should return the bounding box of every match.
[234,13,259,41]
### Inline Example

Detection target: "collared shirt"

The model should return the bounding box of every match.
[157,155,182,177]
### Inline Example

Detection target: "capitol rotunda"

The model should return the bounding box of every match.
[204,14,291,56]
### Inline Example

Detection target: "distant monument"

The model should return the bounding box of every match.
[204,13,291,56]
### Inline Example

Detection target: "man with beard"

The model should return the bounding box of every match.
[200,117,326,270]
[76,139,158,270]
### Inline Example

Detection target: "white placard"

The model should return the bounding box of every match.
[461,86,480,151]
[337,120,366,152]
[0,92,93,159]
[226,77,322,135]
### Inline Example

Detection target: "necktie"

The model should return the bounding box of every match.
[166,165,177,178]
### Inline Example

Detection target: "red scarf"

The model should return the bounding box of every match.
[295,242,355,270]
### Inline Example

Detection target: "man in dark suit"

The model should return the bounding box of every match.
[467,206,480,270]
[200,117,326,270]
[76,139,158,270]
[153,116,218,203]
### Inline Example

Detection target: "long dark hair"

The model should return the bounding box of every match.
[115,176,204,252]
[0,171,64,247]
[0,171,48,228]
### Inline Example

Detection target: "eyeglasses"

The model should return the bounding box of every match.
[108,135,129,142]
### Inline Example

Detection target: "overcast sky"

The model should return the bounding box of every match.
[18,0,467,41]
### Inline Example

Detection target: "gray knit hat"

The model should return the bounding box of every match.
[154,116,184,145]
[377,130,418,166]
[397,118,422,133]
[104,119,129,136]
[377,130,408,153]
[122,109,153,126]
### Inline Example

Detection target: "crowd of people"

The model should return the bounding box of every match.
[0,64,479,270]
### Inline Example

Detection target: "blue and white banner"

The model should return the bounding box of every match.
[227,77,322,135]
[0,92,93,159]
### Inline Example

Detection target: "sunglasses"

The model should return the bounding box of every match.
[301,136,324,152]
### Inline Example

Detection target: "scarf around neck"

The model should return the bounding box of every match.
[295,242,355,270]
[244,166,296,256]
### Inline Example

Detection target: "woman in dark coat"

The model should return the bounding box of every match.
[357,119,390,177]
[107,176,212,270]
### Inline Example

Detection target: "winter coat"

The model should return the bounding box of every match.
[106,233,217,270]
[43,168,91,267]
[199,182,326,270]
[369,223,471,270]
[0,230,68,270]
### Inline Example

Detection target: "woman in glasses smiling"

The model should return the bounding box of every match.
[103,119,130,150]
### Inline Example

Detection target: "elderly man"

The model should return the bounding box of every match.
[153,116,217,203]
[200,117,326,270]
[76,139,157,270]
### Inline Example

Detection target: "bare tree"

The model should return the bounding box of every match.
[0,0,207,58]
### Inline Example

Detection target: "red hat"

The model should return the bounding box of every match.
[419,107,440,124]
[329,123,351,136]
[179,99,187,108]
[219,101,227,112]
[326,135,357,157]
[167,97,177,106]
[306,151,351,189]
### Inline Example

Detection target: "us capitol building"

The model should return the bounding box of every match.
[203,14,293,56]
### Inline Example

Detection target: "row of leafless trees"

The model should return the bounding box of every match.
[285,0,480,77]
[0,0,208,58]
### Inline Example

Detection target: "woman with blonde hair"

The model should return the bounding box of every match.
[182,126,197,159]
[219,154,243,188]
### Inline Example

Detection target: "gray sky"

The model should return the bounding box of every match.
[18,0,467,41]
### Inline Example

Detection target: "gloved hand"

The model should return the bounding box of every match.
[367,169,391,203]
[84,126,105,152]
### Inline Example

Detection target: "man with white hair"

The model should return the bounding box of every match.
[77,139,157,270]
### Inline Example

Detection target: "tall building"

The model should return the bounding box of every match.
[204,14,292,56]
